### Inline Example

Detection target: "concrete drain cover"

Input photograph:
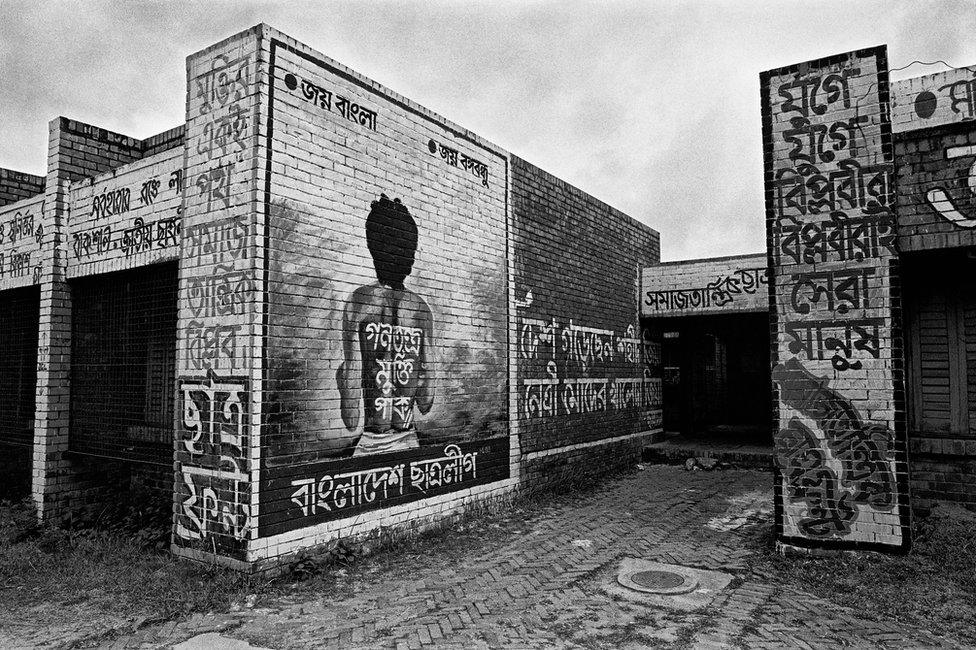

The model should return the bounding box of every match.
[619,568,699,595]
[607,558,732,610]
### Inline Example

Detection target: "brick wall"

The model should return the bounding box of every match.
[892,67,976,134]
[0,286,40,451]
[12,24,664,570]
[511,156,661,492]
[67,148,183,278]
[172,27,264,566]
[761,47,911,550]
[890,69,976,512]
[32,118,158,522]
[0,195,45,291]
[641,253,768,318]
[893,121,976,251]
[252,29,511,566]
[0,169,45,207]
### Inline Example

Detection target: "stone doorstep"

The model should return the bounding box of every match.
[641,441,774,470]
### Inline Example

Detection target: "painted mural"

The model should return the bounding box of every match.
[258,39,510,537]
[892,68,976,244]
[761,47,908,548]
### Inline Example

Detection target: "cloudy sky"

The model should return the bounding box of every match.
[2,1,974,260]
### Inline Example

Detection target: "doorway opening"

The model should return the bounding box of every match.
[650,311,771,465]
[0,286,40,501]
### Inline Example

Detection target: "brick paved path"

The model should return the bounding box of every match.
[51,467,976,647]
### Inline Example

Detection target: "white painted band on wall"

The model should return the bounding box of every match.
[524,428,662,461]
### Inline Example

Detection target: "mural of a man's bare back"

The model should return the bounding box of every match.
[338,194,434,456]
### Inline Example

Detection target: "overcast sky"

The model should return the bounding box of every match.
[2,1,974,261]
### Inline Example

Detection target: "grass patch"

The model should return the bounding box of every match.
[0,497,261,626]
[749,506,976,643]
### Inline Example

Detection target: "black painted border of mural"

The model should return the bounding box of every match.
[259,37,511,538]
[259,436,510,537]
[760,46,913,554]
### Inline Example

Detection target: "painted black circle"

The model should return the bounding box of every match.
[284,73,298,90]
[630,570,685,590]
[915,90,937,119]
[427,139,438,154]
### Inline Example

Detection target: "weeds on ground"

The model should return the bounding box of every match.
[749,506,976,643]
[0,497,259,624]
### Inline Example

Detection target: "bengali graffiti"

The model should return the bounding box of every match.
[788,267,873,315]
[0,251,32,279]
[180,372,247,456]
[771,160,893,219]
[175,372,250,544]
[169,169,184,193]
[427,138,490,188]
[186,320,245,372]
[71,225,112,259]
[262,437,510,536]
[777,68,857,119]
[283,71,378,130]
[643,267,769,312]
[197,102,249,159]
[764,50,902,545]
[289,464,405,516]
[195,162,235,212]
[91,187,131,219]
[775,418,857,537]
[524,371,660,419]
[195,53,251,116]
[185,264,255,319]
[518,310,659,419]
[773,211,896,265]
[773,358,895,526]
[782,114,869,166]
[939,75,976,118]
[176,464,249,543]
[184,214,250,267]
[783,317,882,372]
[519,317,655,367]
[71,216,182,260]
[0,210,37,245]
[410,444,478,493]
[139,178,161,206]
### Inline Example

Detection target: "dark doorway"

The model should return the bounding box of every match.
[0,286,40,501]
[656,312,771,444]
[68,262,179,513]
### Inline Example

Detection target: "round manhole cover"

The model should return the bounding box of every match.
[617,566,700,595]
[630,570,685,590]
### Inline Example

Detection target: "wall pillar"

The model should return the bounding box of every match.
[171,26,268,567]
[31,122,70,519]
[761,47,911,550]
[32,119,145,521]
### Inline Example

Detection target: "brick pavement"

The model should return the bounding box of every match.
[22,466,974,648]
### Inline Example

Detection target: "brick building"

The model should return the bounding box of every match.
[0,25,661,571]
[643,48,976,553]
[1,28,973,569]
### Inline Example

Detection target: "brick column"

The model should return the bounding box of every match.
[32,121,73,520]
[172,26,268,567]
[31,118,146,521]
[761,47,911,551]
